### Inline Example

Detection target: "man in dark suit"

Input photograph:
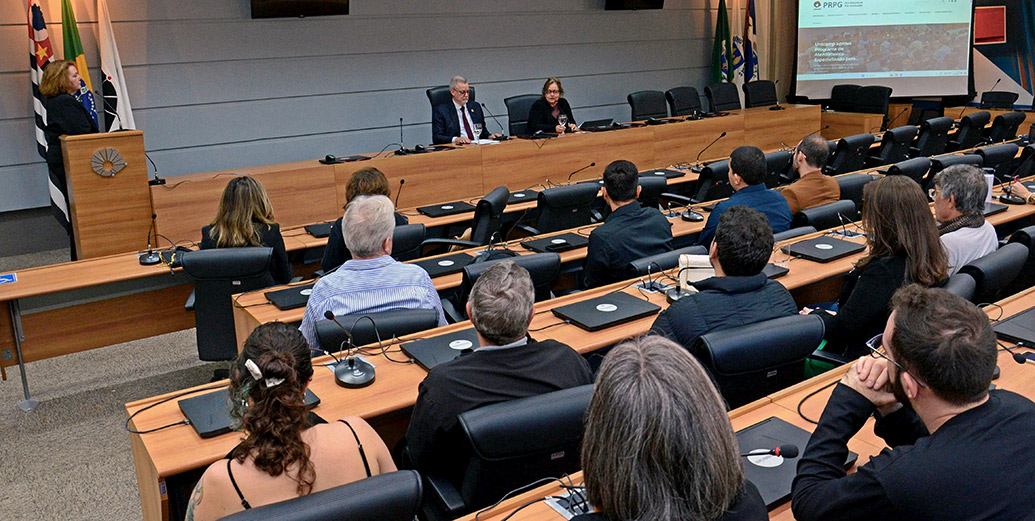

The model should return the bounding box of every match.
[431,76,500,145]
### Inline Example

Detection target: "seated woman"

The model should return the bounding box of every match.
[526,77,578,135]
[185,322,396,521]
[201,176,293,285]
[803,175,947,358]
[321,167,409,272]
[576,335,767,521]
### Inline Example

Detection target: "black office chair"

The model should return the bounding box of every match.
[835,173,878,214]
[390,224,427,262]
[854,86,893,125]
[824,134,876,176]
[1012,145,1035,179]
[866,125,918,167]
[924,154,983,191]
[976,143,1021,181]
[980,91,1020,110]
[1006,225,1035,295]
[315,309,441,352]
[773,226,817,242]
[828,84,860,112]
[692,159,733,202]
[423,186,510,251]
[911,116,954,157]
[218,470,422,521]
[419,384,593,521]
[180,248,274,362]
[791,199,857,231]
[885,157,931,187]
[519,183,600,235]
[427,85,475,109]
[705,82,741,112]
[444,252,562,322]
[692,314,825,409]
[637,175,668,210]
[504,94,540,137]
[985,112,1026,144]
[765,149,794,187]
[628,90,668,121]
[958,243,1029,304]
[947,111,991,152]
[626,245,708,278]
[665,86,702,117]
[742,80,778,108]
[943,272,977,303]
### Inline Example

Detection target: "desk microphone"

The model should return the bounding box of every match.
[394,118,409,156]
[138,213,161,265]
[480,103,509,140]
[323,310,375,388]
[692,132,727,172]
[567,162,597,184]
[956,79,999,124]
[741,445,799,458]
[394,178,405,207]
[768,79,786,111]
[145,152,165,186]
[1000,340,1029,365]
[884,107,910,131]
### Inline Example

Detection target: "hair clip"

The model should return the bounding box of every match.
[244,358,285,388]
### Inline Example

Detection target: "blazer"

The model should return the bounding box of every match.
[432,101,489,144]
[526,97,576,134]
[200,223,294,285]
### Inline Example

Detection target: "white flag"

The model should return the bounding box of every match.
[97,0,135,131]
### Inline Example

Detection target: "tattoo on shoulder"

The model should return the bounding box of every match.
[186,480,203,521]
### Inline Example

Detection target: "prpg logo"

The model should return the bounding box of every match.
[820,1,844,7]
[814,1,822,7]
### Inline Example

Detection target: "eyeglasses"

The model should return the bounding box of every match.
[865,333,926,388]
[928,187,941,200]
[454,89,470,95]
[546,89,561,94]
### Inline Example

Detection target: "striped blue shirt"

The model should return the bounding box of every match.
[299,255,447,348]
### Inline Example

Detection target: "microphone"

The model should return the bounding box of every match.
[145,153,165,186]
[399,117,404,147]
[480,103,509,141]
[566,162,597,184]
[394,178,405,208]
[692,132,727,172]
[323,310,376,388]
[768,79,786,111]
[1001,340,1029,365]
[884,107,910,130]
[742,445,799,458]
[833,212,863,238]
[956,79,998,124]
[138,213,161,265]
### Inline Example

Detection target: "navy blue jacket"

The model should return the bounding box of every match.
[582,202,673,289]
[432,101,489,144]
[697,184,792,247]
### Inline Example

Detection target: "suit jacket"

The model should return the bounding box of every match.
[526,97,576,134]
[432,101,489,144]
[781,172,841,215]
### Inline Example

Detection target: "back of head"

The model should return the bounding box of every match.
[343,195,395,258]
[715,206,774,276]
[345,167,391,203]
[582,335,743,521]
[602,160,639,203]
[211,176,276,248]
[730,146,766,185]
[933,164,987,217]
[797,134,830,171]
[889,285,997,405]
[860,176,947,286]
[468,261,534,345]
[230,322,316,494]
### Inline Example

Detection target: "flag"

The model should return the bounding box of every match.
[97,0,135,131]
[711,0,733,84]
[61,0,98,126]
[743,0,759,82]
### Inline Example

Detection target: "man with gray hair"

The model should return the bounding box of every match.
[931,164,998,276]
[404,260,593,477]
[431,75,501,145]
[299,195,445,348]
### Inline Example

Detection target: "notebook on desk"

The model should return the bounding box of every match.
[640,168,686,179]
[413,252,474,277]
[983,202,1008,217]
[993,305,1035,344]
[305,222,333,238]
[521,233,589,253]
[763,263,789,279]
[551,292,661,332]
[579,118,614,131]
[781,236,866,263]
[265,283,316,310]
[417,201,476,218]
[179,388,320,438]
[400,328,480,370]
[508,190,537,204]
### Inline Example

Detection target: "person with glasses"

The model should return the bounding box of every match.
[931,164,998,276]
[431,76,500,145]
[526,77,578,135]
[792,284,1035,520]
[779,134,840,215]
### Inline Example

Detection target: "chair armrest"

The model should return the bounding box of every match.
[661,192,695,206]
[514,224,541,236]
[422,472,467,518]
[808,348,850,367]
[312,270,325,278]
[184,288,196,312]
[441,299,465,324]
[908,146,920,157]
[289,276,304,283]
[421,238,480,249]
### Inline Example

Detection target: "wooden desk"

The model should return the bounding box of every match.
[821,111,885,140]
[947,106,1035,130]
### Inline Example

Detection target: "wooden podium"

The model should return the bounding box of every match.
[60,130,152,259]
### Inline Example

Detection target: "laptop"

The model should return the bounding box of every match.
[993,305,1035,344]
[179,387,321,438]
[640,168,686,179]
[508,189,538,204]
[763,263,789,279]
[781,236,866,263]
[413,252,474,277]
[400,328,480,370]
[551,292,661,332]
[265,283,317,310]
[417,201,477,218]
[579,118,614,131]
[305,222,333,238]
[983,202,1008,217]
[521,232,590,253]
[737,416,858,508]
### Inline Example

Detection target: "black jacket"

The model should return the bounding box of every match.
[570,480,767,521]
[820,254,907,358]
[526,97,576,134]
[650,274,798,349]
[42,94,98,187]
[320,213,409,273]
[432,101,489,144]
[583,203,673,289]
[200,223,294,285]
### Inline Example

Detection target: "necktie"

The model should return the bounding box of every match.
[461,106,474,140]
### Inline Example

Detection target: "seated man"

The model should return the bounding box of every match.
[431,75,499,145]
[781,134,840,215]
[651,206,797,348]
[405,260,593,477]
[792,285,1035,519]
[299,195,445,348]
[932,164,998,276]
[697,146,792,247]
[583,160,674,288]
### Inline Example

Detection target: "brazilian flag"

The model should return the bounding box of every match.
[711,0,733,84]
[61,0,98,126]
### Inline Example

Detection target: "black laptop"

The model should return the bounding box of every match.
[983,201,1008,217]
[179,388,321,438]
[400,328,480,370]
[781,236,866,263]
[993,305,1035,344]
[737,416,858,508]
[265,283,317,310]
[579,118,614,131]
[551,292,661,332]
[417,201,477,218]
[508,189,538,204]
[640,168,686,179]
[763,263,789,279]
[521,232,590,253]
[413,252,474,277]
[304,222,333,238]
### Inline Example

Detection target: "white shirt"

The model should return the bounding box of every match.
[452,100,477,143]
[941,220,999,276]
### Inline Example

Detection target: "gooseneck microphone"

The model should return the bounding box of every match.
[884,107,910,130]
[741,445,799,458]
[567,162,597,184]
[1000,340,1028,365]
[323,310,376,388]
[957,78,1000,123]
[138,213,161,265]
[480,103,509,140]
[394,178,405,208]
[692,132,727,172]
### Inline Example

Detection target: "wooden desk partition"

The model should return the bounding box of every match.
[821,111,885,140]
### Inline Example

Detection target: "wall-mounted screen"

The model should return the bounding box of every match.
[251,0,349,19]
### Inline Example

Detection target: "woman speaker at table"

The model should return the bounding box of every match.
[39,60,98,261]
[526,77,578,135]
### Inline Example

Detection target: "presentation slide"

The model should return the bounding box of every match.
[796,0,973,99]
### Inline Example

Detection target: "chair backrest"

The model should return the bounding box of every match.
[315,309,441,351]
[665,86,702,117]
[885,156,931,186]
[980,91,1019,110]
[180,247,274,361]
[1007,225,1035,294]
[1013,145,1035,179]
[427,85,475,109]
[454,384,594,511]
[692,314,825,409]
[504,94,540,137]
[457,252,562,312]
[391,224,427,262]
[825,133,876,176]
[773,225,817,242]
[829,84,860,112]
[976,143,1021,181]
[854,86,893,118]
[834,173,878,212]
[959,242,1029,304]
[926,154,983,191]
[791,199,858,231]
[986,112,1026,144]
[764,149,793,188]
[627,90,668,121]
[943,272,977,302]
[470,186,511,245]
[873,125,918,165]
[218,470,422,521]
[534,183,600,233]
[637,175,667,209]
[692,159,733,202]
[950,111,991,151]
[705,82,742,112]
[914,116,954,157]
[626,244,708,277]
[742,80,778,108]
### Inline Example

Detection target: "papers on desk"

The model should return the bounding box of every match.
[472,139,500,145]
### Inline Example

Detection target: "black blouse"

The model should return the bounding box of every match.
[526,97,577,134]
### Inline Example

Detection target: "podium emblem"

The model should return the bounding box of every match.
[90,147,127,177]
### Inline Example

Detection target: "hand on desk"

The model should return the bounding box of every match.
[489,133,502,140]
[1010,181,1031,201]
[453,136,472,145]
[842,357,900,412]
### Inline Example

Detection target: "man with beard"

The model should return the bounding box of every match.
[791,284,1035,520]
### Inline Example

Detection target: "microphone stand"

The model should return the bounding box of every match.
[692,132,727,172]
[480,103,509,141]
